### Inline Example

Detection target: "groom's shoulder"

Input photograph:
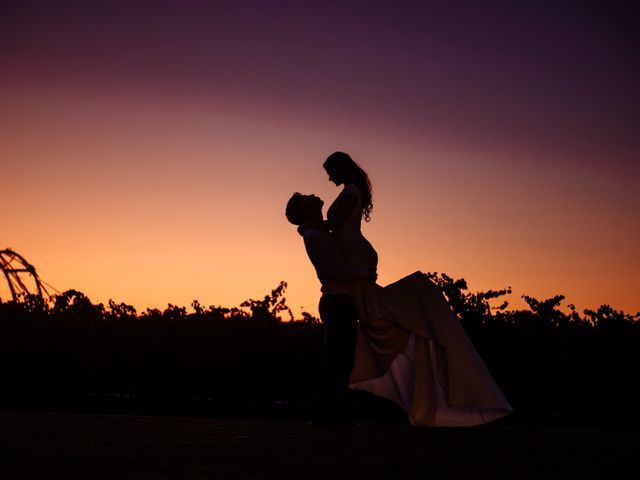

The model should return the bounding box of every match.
[301,228,334,252]
[301,228,331,242]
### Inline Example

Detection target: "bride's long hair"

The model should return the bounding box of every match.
[323,151,373,222]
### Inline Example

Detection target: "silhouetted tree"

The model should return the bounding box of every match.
[240,281,294,324]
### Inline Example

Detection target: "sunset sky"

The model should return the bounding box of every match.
[2,1,638,317]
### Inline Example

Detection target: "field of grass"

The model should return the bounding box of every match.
[0,410,634,479]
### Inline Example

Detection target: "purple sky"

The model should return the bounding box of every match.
[3,1,638,167]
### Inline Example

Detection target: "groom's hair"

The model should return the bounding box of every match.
[285,193,307,225]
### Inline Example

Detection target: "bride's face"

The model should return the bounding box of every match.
[324,167,343,186]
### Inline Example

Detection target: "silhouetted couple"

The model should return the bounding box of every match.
[286,152,512,428]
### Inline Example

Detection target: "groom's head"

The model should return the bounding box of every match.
[285,193,324,225]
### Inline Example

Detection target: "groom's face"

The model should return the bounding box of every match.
[302,195,324,221]
[308,194,323,207]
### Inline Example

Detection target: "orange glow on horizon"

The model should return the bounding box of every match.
[3,0,639,326]
[2,83,638,318]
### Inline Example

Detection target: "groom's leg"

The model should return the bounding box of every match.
[313,294,358,424]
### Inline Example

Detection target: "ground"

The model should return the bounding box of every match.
[0,411,634,479]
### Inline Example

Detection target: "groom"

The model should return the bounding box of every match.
[285,193,368,427]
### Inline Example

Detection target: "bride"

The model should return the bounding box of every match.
[318,151,512,426]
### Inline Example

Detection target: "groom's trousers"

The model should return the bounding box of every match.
[313,293,358,424]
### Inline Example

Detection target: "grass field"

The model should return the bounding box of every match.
[0,410,634,479]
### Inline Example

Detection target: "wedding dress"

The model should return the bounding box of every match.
[326,184,512,426]
[349,272,513,426]
[327,183,378,279]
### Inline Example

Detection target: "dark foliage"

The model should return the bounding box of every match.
[426,272,640,428]
[1,275,638,427]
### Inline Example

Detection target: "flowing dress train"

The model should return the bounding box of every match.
[349,271,513,426]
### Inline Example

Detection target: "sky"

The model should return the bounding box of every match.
[1,1,639,317]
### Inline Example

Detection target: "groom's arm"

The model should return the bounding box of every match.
[303,231,368,283]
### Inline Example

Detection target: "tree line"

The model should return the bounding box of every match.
[0,274,638,427]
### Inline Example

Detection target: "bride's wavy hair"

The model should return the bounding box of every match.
[323,151,373,222]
